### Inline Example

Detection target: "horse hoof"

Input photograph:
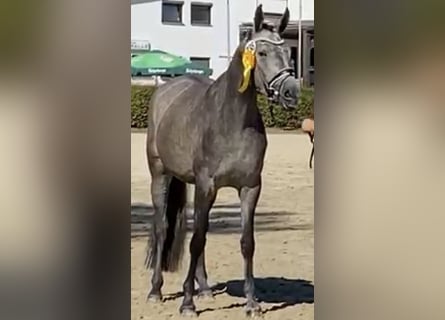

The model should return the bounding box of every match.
[146,293,162,303]
[197,290,214,301]
[180,307,198,317]
[245,305,263,318]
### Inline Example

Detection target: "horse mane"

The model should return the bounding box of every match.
[203,35,256,109]
[220,38,255,95]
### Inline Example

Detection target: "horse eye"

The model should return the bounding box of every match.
[258,51,267,57]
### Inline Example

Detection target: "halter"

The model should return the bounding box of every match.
[244,38,295,103]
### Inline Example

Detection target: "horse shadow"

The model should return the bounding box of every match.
[216,277,313,313]
[227,277,313,304]
[164,277,313,315]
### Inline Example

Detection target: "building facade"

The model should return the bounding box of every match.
[131,0,314,84]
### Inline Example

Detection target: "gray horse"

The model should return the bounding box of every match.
[146,5,299,317]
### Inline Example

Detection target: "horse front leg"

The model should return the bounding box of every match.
[239,183,262,317]
[179,179,216,316]
[195,250,213,299]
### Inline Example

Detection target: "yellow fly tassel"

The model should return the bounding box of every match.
[238,47,256,93]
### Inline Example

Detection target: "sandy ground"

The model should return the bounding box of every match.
[131,131,314,320]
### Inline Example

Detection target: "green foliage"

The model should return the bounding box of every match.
[130,85,314,129]
[257,87,314,128]
[131,85,155,128]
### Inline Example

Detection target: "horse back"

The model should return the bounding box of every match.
[149,76,212,130]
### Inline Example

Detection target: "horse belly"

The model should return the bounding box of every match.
[156,119,196,183]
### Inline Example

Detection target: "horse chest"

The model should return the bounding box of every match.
[212,131,267,187]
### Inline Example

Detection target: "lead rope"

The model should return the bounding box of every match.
[268,98,276,126]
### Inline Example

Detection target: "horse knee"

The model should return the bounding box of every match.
[154,220,167,239]
[190,231,206,253]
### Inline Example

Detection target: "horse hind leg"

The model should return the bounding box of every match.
[146,172,169,303]
[180,178,216,316]
[146,168,188,303]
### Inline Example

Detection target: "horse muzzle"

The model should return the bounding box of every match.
[278,76,299,109]
[266,69,299,109]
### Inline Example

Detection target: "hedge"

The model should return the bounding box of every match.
[131,85,313,129]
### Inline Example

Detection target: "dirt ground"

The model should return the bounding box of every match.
[131,131,314,320]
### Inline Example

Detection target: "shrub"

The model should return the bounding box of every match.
[131,85,313,129]
[257,87,314,128]
[131,86,156,128]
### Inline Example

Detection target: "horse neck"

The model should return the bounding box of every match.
[209,48,262,132]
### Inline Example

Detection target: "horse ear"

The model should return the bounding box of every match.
[254,4,264,32]
[245,28,253,40]
[278,7,290,34]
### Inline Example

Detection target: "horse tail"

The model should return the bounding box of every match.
[146,177,188,272]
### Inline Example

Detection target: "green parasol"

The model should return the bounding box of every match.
[131,50,212,77]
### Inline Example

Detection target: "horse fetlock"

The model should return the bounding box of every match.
[183,280,195,296]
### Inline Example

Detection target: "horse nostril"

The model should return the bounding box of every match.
[280,77,299,102]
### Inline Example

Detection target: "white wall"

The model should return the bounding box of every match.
[131,0,314,78]
[259,0,314,21]
[228,0,314,58]
[131,0,230,78]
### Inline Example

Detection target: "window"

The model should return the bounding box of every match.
[191,3,211,26]
[162,1,183,24]
[190,57,210,69]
